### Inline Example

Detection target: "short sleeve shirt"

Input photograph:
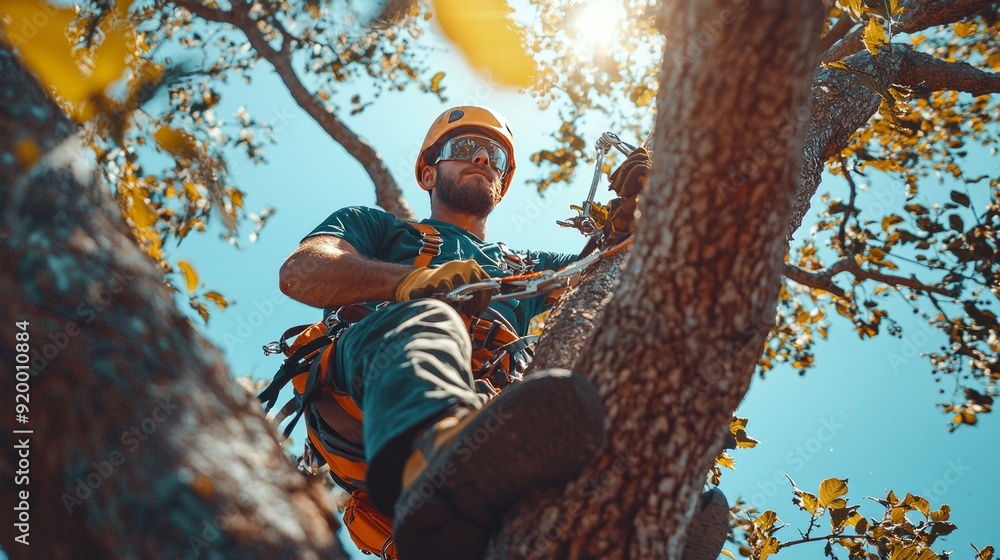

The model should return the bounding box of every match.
[305,206,577,336]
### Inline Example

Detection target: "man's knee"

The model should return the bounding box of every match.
[392,298,466,334]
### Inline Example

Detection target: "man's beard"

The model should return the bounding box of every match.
[435,168,503,218]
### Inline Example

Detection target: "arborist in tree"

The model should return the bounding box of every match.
[263,105,729,559]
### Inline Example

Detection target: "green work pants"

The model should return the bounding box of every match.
[332,299,483,492]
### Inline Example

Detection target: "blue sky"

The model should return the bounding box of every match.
[150,11,998,560]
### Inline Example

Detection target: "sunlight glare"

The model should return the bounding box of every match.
[567,0,626,52]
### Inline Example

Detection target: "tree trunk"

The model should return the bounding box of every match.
[491,1,825,558]
[0,46,346,560]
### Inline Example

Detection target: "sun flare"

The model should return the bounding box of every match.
[567,0,626,52]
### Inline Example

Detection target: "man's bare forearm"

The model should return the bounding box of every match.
[279,236,414,309]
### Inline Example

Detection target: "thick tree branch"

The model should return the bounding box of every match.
[168,0,415,220]
[898,48,1000,95]
[492,2,827,558]
[0,45,345,559]
[821,0,997,63]
[792,39,1000,236]
[819,15,858,55]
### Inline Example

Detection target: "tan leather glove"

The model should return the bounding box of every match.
[604,147,651,242]
[608,147,650,198]
[394,259,492,316]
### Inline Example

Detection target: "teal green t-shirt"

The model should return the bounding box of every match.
[306,206,577,336]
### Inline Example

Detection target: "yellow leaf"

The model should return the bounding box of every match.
[913,496,930,516]
[869,247,887,262]
[204,291,228,310]
[0,1,86,100]
[863,18,888,55]
[0,0,134,121]
[819,478,849,508]
[230,188,244,208]
[432,0,535,87]
[930,504,950,522]
[759,536,780,560]
[799,491,820,515]
[154,126,199,159]
[952,21,977,38]
[721,549,737,560]
[881,215,903,231]
[754,510,779,533]
[429,71,446,93]
[975,545,994,560]
[988,53,1000,72]
[716,452,736,470]
[177,260,199,292]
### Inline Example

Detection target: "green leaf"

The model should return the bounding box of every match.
[819,478,849,508]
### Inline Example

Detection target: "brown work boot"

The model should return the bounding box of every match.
[681,488,731,560]
[392,369,605,560]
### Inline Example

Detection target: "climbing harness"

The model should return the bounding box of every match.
[258,221,537,559]
[557,131,638,238]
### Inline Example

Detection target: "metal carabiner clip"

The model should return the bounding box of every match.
[558,131,639,238]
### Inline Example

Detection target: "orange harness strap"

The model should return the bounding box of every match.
[406,222,442,267]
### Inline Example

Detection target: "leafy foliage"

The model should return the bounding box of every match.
[732,478,992,560]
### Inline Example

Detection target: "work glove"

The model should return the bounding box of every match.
[604,147,651,242]
[394,259,492,316]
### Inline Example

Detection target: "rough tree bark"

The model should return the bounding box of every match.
[0,46,346,559]
[493,1,1000,558]
[490,1,826,558]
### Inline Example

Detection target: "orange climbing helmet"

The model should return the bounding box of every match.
[415,105,517,197]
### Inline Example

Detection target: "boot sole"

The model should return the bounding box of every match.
[393,369,605,559]
[681,488,730,560]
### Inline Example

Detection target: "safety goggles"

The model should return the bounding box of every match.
[434,134,510,175]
